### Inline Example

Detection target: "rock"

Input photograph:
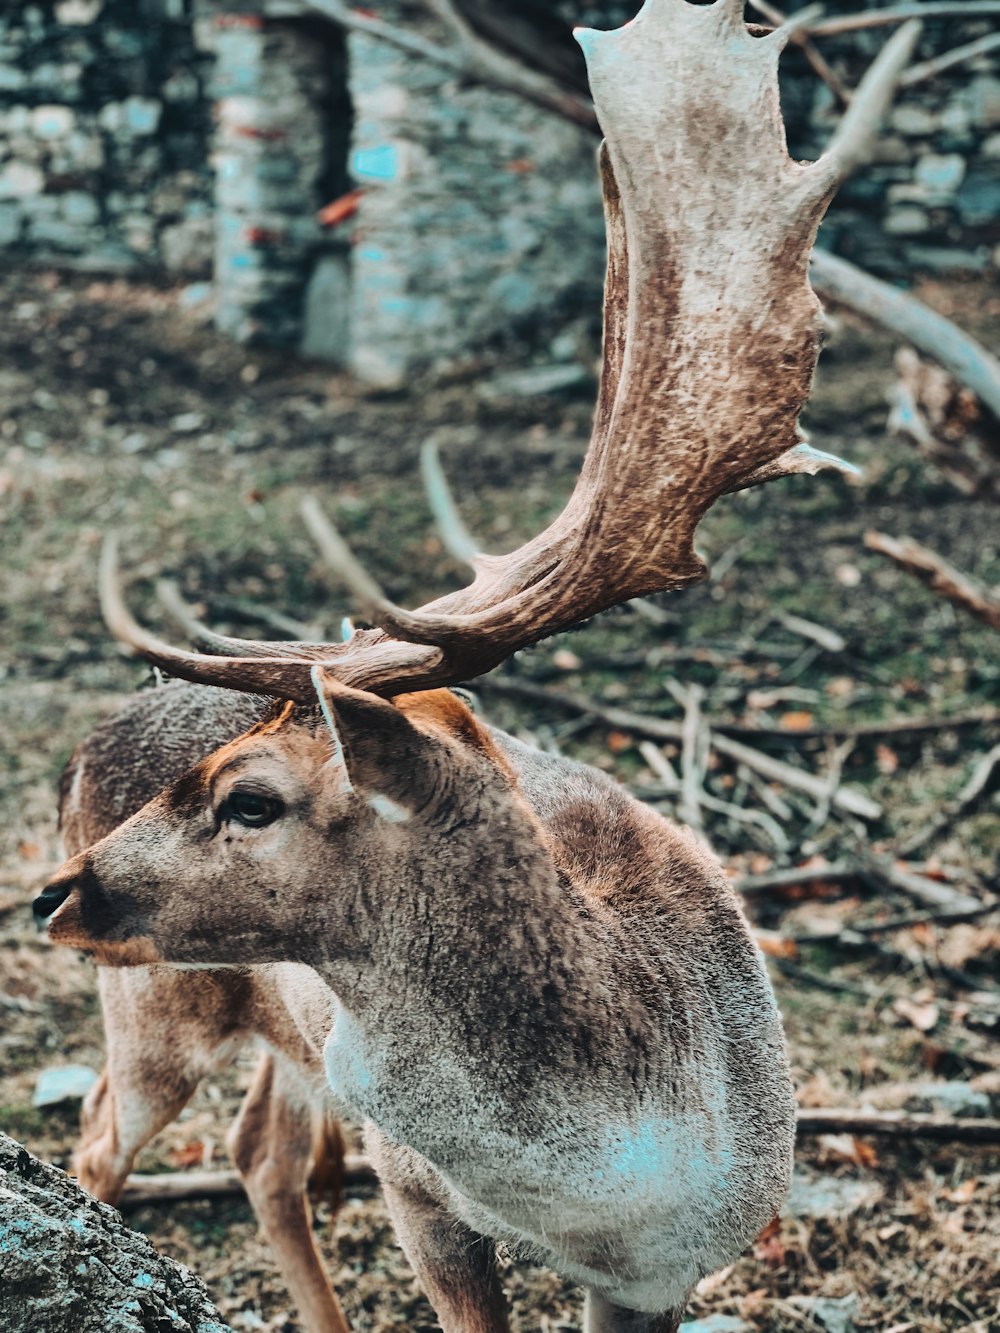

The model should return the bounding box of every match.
[914,152,966,199]
[301,253,351,363]
[123,96,162,136]
[0,1132,233,1332]
[169,411,206,435]
[956,169,1000,227]
[0,204,23,247]
[905,246,991,275]
[966,76,1000,132]
[61,193,100,226]
[883,206,929,237]
[783,1168,883,1221]
[890,105,937,137]
[481,362,591,402]
[32,1065,100,1108]
[30,105,75,140]
[904,1081,993,1118]
[55,0,103,22]
[0,163,44,200]
[788,1294,859,1333]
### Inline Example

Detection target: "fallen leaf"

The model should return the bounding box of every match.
[875,743,898,775]
[943,1178,978,1203]
[169,1141,209,1169]
[894,996,940,1033]
[552,649,582,671]
[606,731,633,754]
[753,930,799,960]
[779,710,814,732]
[753,1217,785,1267]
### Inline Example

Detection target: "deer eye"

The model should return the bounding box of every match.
[223,790,284,829]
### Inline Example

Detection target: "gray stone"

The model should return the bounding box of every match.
[61,192,100,225]
[160,215,213,275]
[123,96,162,136]
[905,245,992,274]
[905,1081,992,1117]
[784,1169,883,1220]
[983,132,1000,160]
[301,252,351,363]
[0,1132,232,1332]
[30,105,75,139]
[481,362,591,401]
[966,76,1000,132]
[789,1295,859,1333]
[914,152,966,197]
[891,104,937,137]
[55,0,102,22]
[0,162,44,200]
[956,169,1000,227]
[884,205,929,237]
[0,203,23,247]
[32,1064,100,1108]
[0,64,27,92]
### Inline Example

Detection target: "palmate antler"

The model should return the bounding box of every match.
[103,0,921,705]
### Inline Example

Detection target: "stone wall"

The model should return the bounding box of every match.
[0,0,997,383]
[346,21,605,386]
[0,0,214,274]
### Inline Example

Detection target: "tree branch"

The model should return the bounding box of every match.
[865,532,1000,631]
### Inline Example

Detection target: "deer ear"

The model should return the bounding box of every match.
[310,666,436,816]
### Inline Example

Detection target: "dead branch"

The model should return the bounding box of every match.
[117,1154,378,1209]
[859,854,983,913]
[811,250,1000,422]
[865,533,1000,632]
[479,678,882,820]
[899,742,1000,855]
[679,683,708,833]
[900,31,1000,87]
[795,1108,1000,1144]
[305,0,598,131]
[805,3,1000,38]
[790,895,999,941]
[775,611,847,655]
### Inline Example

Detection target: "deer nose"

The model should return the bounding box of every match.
[33,873,76,928]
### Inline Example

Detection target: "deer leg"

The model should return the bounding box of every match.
[366,1126,509,1333]
[74,1062,199,1203]
[584,1293,683,1333]
[227,1052,350,1333]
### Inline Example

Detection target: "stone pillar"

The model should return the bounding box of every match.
[345,19,605,388]
[208,12,350,357]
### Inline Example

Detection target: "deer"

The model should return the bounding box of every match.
[35,3,920,1329]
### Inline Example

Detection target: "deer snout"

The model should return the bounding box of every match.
[34,852,160,964]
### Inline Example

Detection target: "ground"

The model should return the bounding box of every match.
[1,266,998,1332]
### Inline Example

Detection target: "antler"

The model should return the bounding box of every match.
[104,0,919,704]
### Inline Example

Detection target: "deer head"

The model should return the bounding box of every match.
[36,677,548,985]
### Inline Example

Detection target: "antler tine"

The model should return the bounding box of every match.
[100,535,444,700]
[155,580,332,661]
[809,19,923,190]
[420,440,481,571]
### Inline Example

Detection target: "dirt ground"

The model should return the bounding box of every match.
[1,266,998,1332]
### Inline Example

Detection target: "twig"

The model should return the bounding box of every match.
[748,0,851,105]
[805,4,1000,38]
[865,532,1000,632]
[803,738,856,837]
[794,1108,1000,1145]
[638,741,680,794]
[898,742,1000,855]
[774,957,877,999]
[700,791,791,852]
[117,1154,378,1210]
[811,249,1000,422]
[679,683,707,832]
[735,862,859,899]
[859,854,983,913]
[790,896,999,941]
[480,678,882,820]
[776,611,847,655]
[900,31,1000,87]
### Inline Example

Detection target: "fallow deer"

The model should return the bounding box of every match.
[37,3,919,1328]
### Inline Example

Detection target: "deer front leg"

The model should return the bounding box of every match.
[74,1064,199,1203]
[584,1292,683,1333]
[227,1052,350,1333]
[366,1125,510,1333]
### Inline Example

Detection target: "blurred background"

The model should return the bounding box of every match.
[1,3,999,1331]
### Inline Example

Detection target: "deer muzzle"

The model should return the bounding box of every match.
[34,852,161,965]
